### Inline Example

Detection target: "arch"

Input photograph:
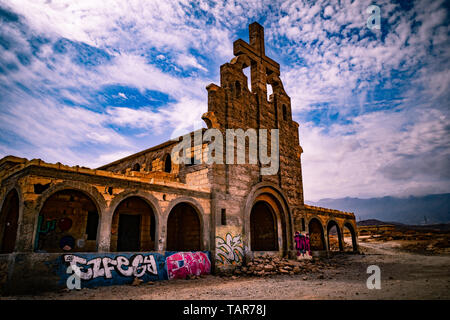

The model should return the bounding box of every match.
[0,189,20,253]
[34,181,107,216]
[110,196,157,252]
[32,181,106,252]
[282,104,287,121]
[244,182,293,255]
[164,154,172,173]
[35,189,100,253]
[132,163,141,172]
[308,217,326,251]
[235,80,241,98]
[250,201,278,251]
[166,200,203,251]
[267,83,273,101]
[343,221,358,252]
[327,220,343,252]
[146,160,153,172]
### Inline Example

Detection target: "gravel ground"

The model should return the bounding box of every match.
[2,241,449,300]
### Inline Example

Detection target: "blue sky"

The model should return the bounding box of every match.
[0,0,449,201]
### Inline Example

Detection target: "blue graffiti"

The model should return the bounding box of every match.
[54,251,211,289]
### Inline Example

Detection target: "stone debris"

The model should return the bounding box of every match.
[131,277,143,286]
[219,254,338,278]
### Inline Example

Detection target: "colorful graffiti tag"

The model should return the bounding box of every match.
[215,233,244,265]
[166,252,211,279]
[55,251,211,289]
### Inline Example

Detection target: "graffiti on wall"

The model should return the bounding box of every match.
[215,233,244,265]
[55,251,211,289]
[294,231,311,259]
[34,216,56,250]
[166,252,211,280]
[64,253,158,280]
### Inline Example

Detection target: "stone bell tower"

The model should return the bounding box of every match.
[203,22,304,207]
[203,22,304,257]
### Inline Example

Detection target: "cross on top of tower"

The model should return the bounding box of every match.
[232,22,281,93]
[233,22,280,76]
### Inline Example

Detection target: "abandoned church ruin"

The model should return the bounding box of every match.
[0,22,357,293]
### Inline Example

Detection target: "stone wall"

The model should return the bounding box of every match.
[0,160,212,255]
[0,251,212,294]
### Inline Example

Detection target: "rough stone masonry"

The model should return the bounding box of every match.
[0,22,358,294]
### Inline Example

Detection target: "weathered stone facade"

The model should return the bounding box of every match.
[0,22,357,293]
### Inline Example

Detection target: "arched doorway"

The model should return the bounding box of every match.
[36,189,99,252]
[343,223,357,252]
[0,189,20,253]
[111,196,156,252]
[327,221,343,252]
[164,154,172,173]
[166,202,201,251]
[308,218,326,251]
[250,201,278,251]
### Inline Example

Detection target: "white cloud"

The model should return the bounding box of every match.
[301,106,450,201]
[176,54,207,72]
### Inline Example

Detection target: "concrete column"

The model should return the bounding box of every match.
[97,208,112,252]
[158,212,167,252]
[15,201,36,252]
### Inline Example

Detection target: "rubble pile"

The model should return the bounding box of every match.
[224,254,336,277]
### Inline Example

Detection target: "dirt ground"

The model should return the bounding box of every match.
[2,240,449,300]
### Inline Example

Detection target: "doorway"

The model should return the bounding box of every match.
[117,214,141,252]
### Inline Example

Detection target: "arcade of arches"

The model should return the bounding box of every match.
[30,191,204,253]
[33,190,202,252]
[0,187,357,255]
[305,217,357,252]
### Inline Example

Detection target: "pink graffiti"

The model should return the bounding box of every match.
[166,252,211,280]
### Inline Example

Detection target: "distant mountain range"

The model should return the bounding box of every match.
[357,219,450,232]
[307,193,450,225]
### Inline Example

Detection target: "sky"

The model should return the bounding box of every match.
[0,0,449,201]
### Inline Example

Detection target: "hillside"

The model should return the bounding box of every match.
[307,193,450,225]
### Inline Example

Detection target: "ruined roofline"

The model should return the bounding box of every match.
[304,204,355,217]
[0,155,28,169]
[96,128,207,170]
[0,157,210,193]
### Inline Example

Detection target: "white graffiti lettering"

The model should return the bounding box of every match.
[64,255,92,280]
[63,254,158,281]
[216,233,244,265]
[103,257,118,279]
[87,257,104,278]
[116,255,133,276]
[131,255,147,277]
[144,255,158,274]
